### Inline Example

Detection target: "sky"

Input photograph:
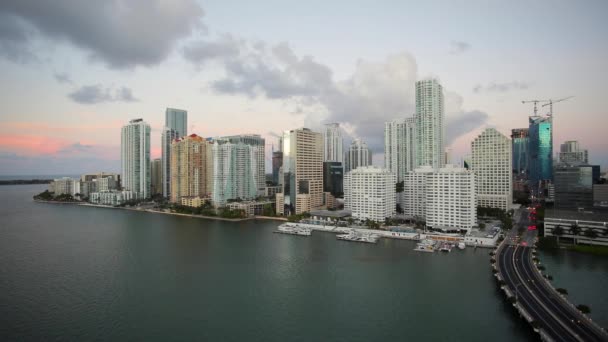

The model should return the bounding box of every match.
[0,0,607,175]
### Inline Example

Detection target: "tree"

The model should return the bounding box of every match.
[584,229,598,240]
[552,225,564,244]
[576,304,591,314]
[570,223,581,245]
[395,181,404,193]
[479,222,486,230]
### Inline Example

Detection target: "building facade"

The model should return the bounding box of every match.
[544,210,608,246]
[511,128,529,177]
[170,134,208,203]
[528,115,553,194]
[323,123,343,164]
[90,190,137,206]
[222,134,266,192]
[426,165,476,232]
[162,108,187,199]
[272,151,283,185]
[384,117,416,182]
[471,128,512,211]
[558,140,589,165]
[323,161,343,197]
[403,166,434,220]
[280,128,323,215]
[151,158,162,195]
[415,79,445,169]
[554,164,594,209]
[344,166,396,222]
[211,140,259,206]
[344,139,373,173]
[121,119,151,199]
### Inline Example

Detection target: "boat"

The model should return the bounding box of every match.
[439,242,452,253]
[458,242,465,250]
[336,230,378,243]
[414,244,434,253]
[275,223,312,236]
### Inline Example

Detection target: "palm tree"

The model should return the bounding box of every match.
[570,223,581,245]
[552,225,564,244]
[584,229,598,240]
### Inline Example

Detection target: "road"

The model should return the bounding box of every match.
[496,207,608,341]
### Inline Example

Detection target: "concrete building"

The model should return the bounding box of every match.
[511,128,529,178]
[471,128,512,211]
[403,166,434,220]
[554,164,594,209]
[558,140,589,165]
[415,79,445,169]
[94,177,117,192]
[180,196,209,208]
[279,128,323,215]
[121,119,151,199]
[51,177,78,196]
[384,117,416,182]
[226,200,273,216]
[221,134,266,192]
[211,140,259,206]
[264,185,282,198]
[544,210,608,246]
[344,166,396,222]
[151,158,162,195]
[170,134,208,203]
[162,108,187,199]
[344,139,372,173]
[426,165,476,232]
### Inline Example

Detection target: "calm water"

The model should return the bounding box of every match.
[0,185,604,341]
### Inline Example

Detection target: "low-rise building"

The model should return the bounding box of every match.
[594,184,608,207]
[226,200,272,216]
[90,190,138,206]
[181,196,209,208]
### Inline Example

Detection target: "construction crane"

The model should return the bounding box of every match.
[521,99,549,117]
[541,96,574,117]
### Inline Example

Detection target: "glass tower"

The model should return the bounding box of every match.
[162,108,187,198]
[511,128,529,177]
[528,116,553,193]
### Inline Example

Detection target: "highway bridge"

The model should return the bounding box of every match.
[495,242,608,341]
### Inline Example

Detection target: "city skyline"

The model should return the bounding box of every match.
[1,1,607,175]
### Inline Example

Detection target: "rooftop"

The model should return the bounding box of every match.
[546,209,608,222]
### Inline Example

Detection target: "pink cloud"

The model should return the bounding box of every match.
[0,135,69,155]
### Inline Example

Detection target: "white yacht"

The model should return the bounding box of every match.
[275,223,312,236]
[458,242,466,250]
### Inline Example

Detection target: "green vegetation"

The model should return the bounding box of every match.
[576,304,591,314]
[262,203,275,217]
[364,219,381,229]
[287,212,311,222]
[218,208,247,219]
[530,320,540,330]
[477,206,512,231]
[537,265,546,271]
[570,223,582,244]
[556,288,568,295]
[567,244,608,256]
[479,222,486,230]
[33,190,77,202]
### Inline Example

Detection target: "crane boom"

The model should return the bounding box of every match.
[522,99,549,116]
[541,96,574,116]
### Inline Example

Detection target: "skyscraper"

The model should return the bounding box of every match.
[528,116,553,193]
[272,150,283,185]
[384,117,416,181]
[170,134,208,203]
[165,108,187,137]
[323,123,343,163]
[554,164,594,209]
[212,140,260,206]
[151,158,162,195]
[558,140,589,165]
[221,134,266,192]
[511,128,529,177]
[279,128,323,215]
[426,165,476,232]
[415,79,445,169]
[323,161,343,197]
[121,118,151,199]
[471,128,512,211]
[162,108,188,198]
[344,139,373,173]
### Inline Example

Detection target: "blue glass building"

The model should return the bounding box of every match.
[528,116,553,193]
[511,128,529,177]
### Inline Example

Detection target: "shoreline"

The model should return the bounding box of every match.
[33,199,81,205]
[73,202,288,223]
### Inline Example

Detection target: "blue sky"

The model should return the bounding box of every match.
[0,0,606,175]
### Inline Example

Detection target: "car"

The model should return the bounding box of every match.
[528,225,536,231]
[521,241,528,246]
